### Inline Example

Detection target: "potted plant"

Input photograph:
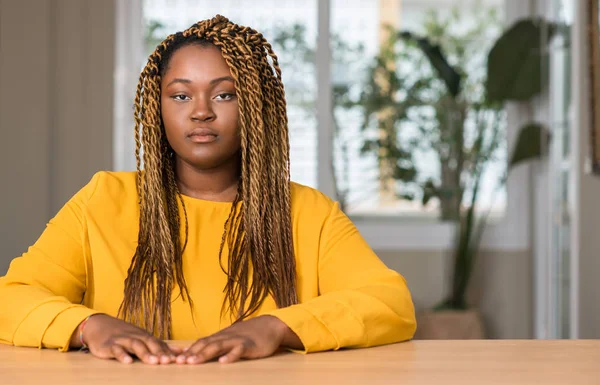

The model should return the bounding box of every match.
[359,11,557,338]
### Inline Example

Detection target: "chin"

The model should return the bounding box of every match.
[184,156,227,170]
[176,148,240,171]
[189,160,222,170]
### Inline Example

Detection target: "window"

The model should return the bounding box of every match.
[330,0,507,219]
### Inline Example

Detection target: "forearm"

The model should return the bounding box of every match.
[0,279,100,351]
[266,281,416,352]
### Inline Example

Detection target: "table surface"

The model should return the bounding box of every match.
[1,340,599,385]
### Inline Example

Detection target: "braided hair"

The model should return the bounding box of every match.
[119,15,298,339]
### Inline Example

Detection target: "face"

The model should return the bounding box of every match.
[160,44,240,171]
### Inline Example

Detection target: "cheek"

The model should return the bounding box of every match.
[161,100,183,130]
[160,102,179,147]
[218,103,240,129]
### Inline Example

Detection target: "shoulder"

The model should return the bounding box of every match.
[290,181,333,205]
[289,182,360,248]
[82,171,138,206]
[290,181,337,221]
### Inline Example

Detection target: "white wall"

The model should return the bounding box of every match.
[380,250,532,339]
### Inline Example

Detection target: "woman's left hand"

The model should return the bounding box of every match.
[176,315,303,364]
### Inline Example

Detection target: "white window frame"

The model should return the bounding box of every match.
[114,0,143,174]
[116,0,531,252]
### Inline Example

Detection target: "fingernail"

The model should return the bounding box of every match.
[219,356,228,363]
[176,355,186,364]
[187,356,197,364]
[123,356,133,364]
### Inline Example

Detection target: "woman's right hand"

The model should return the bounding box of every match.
[71,314,181,365]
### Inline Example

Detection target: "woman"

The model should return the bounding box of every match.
[0,15,416,365]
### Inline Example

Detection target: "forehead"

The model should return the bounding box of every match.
[162,44,232,80]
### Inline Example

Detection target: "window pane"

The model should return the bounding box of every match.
[143,0,318,188]
[331,0,507,220]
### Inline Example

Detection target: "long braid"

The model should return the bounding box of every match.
[260,40,296,303]
[208,19,297,318]
[120,15,298,337]
[119,31,191,338]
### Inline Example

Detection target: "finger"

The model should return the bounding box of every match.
[218,344,245,364]
[187,339,239,365]
[111,344,134,364]
[142,336,175,364]
[176,338,210,364]
[168,344,184,355]
[87,344,114,360]
[120,338,159,365]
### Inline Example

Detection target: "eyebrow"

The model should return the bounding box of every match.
[210,76,234,85]
[166,76,234,87]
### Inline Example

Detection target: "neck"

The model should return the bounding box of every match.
[174,157,240,202]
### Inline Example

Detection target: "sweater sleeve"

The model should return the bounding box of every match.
[266,201,417,353]
[0,173,103,351]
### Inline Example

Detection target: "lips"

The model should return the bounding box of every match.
[188,128,218,143]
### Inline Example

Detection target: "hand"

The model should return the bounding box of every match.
[71,314,181,365]
[176,315,303,364]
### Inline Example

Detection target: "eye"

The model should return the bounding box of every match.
[171,94,190,101]
[215,93,236,101]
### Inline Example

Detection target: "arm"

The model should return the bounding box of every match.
[2,172,205,364]
[267,201,417,353]
[0,174,102,351]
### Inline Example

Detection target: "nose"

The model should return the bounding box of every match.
[190,97,215,122]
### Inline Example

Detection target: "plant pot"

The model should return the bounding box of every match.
[413,309,485,339]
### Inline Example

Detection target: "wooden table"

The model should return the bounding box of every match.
[1,340,598,384]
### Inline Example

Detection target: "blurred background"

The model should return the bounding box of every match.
[1,0,599,340]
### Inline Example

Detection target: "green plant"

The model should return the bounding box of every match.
[360,6,505,221]
[360,11,558,310]
[437,18,558,310]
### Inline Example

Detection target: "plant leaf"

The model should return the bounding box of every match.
[398,31,462,98]
[399,193,415,201]
[421,179,438,206]
[509,122,551,169]
[393,164,418,182]
[486,18,556,102]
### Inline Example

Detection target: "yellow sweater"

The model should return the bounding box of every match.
[0,171,416,352]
